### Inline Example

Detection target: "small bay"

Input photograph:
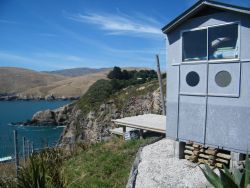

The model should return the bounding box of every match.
[0,100,71,158]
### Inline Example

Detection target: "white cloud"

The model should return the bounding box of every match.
[67,12,162,35]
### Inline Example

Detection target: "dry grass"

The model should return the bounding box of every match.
[21,71,110,97]
[0,159,26,177]
[0,162,16,177]
[0,67,151,97]
[0,67,67,94]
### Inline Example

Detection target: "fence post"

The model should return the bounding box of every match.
[156,54,166,115]
[31,142,34,154]
[46,138,48,148]
[13,130,19,177]
[22,137,26,163]
[27,140,30,157]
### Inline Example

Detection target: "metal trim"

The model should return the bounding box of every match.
[207,94,240,98]
[176,65,181,139]
[162,0,250,34]
[181,22,241,64]
[204,28,210,145]
[179,92,206,96]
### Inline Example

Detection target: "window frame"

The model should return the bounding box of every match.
[181,22,240,64]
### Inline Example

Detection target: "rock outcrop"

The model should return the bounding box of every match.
[16,84,163,148]
[32,110,56,125]
[58,87,163,147]
[13,104,72,126]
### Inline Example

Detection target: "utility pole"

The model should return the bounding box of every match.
[156,54,166,115]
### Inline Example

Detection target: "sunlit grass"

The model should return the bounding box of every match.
[61,138,154,188]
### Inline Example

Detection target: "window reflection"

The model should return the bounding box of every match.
[182,29,207,62]
[209,24,238,60]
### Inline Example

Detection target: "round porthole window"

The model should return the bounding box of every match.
[215,71,231,87]
[186,71,200,87]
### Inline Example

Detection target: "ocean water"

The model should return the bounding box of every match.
[0,100,71,158]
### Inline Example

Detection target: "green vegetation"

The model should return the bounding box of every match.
[61,138,155,188]
[77,66,163,114]
[107,66,157,80]
[1,138,158,188]
[108,66,158,92]
[77,79,113,114]
[0,66,165,187]
[17,148,66,188]
[112,79,164,110]
[200,156,250,188]
[0,176,17,188]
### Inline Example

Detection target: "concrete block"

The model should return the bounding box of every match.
[174,141,185,159]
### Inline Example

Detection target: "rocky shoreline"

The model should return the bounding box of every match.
[10,83,163,148]
[0,93,79,101]
[11,104,73,127]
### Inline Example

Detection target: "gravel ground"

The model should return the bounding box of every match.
[135,139,212,188]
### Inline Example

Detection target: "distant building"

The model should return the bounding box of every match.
[162,0,250,156]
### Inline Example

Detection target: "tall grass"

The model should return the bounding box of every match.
[17,148,67,188]
[61,138,156,188]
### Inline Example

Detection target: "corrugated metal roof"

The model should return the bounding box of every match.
[112,114,166,133]
[162,0,250,34]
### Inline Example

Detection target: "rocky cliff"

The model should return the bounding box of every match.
[21,80,165,148]
[58,85,162,148]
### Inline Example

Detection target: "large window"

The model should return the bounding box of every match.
[182,23,239,62]
[209,24,239,60]
[182,29,207,62]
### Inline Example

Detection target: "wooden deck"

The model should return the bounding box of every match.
[112,114,166,134]
[110,127,135,136]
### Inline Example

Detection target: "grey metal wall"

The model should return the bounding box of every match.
[166,10,250,153]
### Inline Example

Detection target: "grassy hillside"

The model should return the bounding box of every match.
[77,78,164,115]
[61,138,154,188]
[44,67,111,77]
[0,67,67,94]
[0,66,150,98]
[0,138,158,188]
[20,70,110,97]
[44,67,149,77]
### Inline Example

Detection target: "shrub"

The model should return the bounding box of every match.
[107,67,157,81]
[18,155,47,188]
[77,67,159,115]
[17,148,66,188]
[0,175,17,188]
[107,66,123,80]
[77,79,113,114]
[200,156,250,188]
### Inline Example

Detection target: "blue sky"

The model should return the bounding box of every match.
[0,0,249,71]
